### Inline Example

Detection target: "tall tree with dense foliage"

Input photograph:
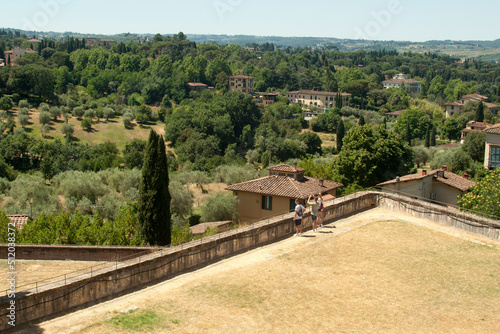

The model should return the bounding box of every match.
[462,132,486,163]
[475,101,484,122]
[138,130,171,246]
[333,124,414,188]
[336,119,345,152]
[457,168,500,218]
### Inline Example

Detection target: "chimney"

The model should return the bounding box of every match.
[441,165,448,171]
[463,173,469,180]
[422,169,427,176]
[293,161,298,171]
[319,178,324,187]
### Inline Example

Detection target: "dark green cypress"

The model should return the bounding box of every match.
[359,115,365,126]
[336,119,345,152]
[430,127,437,147]
[425,126,430,148]
[138,130,171,246]
[475,101,484,122]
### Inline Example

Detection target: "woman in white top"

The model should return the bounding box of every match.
[308,194,319,232]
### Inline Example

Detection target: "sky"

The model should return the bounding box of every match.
[1,0,499,42]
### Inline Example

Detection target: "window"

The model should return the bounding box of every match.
[262,196,273,210]
[287,174,294,178]
[490,146,500,168]
[289,199,296,212]
[278,173,286,176]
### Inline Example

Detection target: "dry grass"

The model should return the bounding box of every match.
[189,183,229,209]
[11,108,166,151]
[27,209,500,334]
[0,260,112,295]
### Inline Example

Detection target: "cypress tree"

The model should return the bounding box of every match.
[138,130,171,246]
[406,121,412,146]
[336,119,345,152]
[359,115,365,126]
[430,127,437,147]
[475,101,484,122]
[425,126,430,148]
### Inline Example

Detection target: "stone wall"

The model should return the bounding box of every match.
[1,191,498,331]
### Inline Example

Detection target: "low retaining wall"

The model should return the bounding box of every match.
[1,191,498,331]
[377,192,500,241]
[0,245,158,262]
[0,192,376,331]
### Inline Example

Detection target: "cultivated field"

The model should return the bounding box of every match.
[17,208,500,334]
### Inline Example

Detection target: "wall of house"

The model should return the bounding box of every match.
[380,177,433,200]
[485,133,500,169]
[431,182,462,205]
[235,192,293,223]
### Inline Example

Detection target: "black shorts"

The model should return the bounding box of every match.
[295,218,302,226]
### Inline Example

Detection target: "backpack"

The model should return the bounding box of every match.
[297,205,303,217]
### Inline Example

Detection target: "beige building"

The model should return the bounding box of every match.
[226,164,343,223]
[382,73,422,94]
[445,94,498,118]
[386,109,406,120]
[377,166,475,206]
[285,90,351,109]
[484,124,500,170]
[3,47,38,63]
[461,121,492,143]
[229,73,255,95]
[187,82,214,93]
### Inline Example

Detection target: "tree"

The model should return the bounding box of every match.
[430,127,437,147]
[394,108,431,140]
[18,114,29,128]
[424,126,430,148]
[123,139,147,169]
[138,130,171,246]
[457,168,500,218]
[81,118,92,131]
[358,115,365,126]
[39,111,51,125]
[103,107,114,121]
[299,131,322,155]
[462,132,486,163]
[0,96,13,111]
[441,116,468,141]
[333,124,414,188]
[40,124,50,137]
[336,119,345,152]
[475,101,484,122]
[200,192,238,223]
[61,123,74,139]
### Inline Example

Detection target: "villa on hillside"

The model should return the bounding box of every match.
[229,73,255,95]
[445,94,498,118]
[187,82,214,93]
[285,90,351,110]
[377,166,475,206]
[382,73,422,95]
[226,164,343,223]
[484,123,500,170]
[3,47,38,63]
[386,109,406,120]
[461,121,492,143]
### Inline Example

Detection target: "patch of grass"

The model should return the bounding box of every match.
[107,309,164,331]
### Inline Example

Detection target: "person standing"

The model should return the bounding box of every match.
[308,194,319,232]
[318,193,324,227]
[294,199,305,236]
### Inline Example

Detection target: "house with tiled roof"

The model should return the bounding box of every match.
[229,72,254,95]
[383,74,422,95]
[226,164,343,223]
[285,90,351,110]
[386,109,406,120]
[461,121,492,143]
[187,82,214,93]
[377,166,475,205]
[8,215,32,230]
[445,94,498,118]
[4,48,38,63]
[484,123,500,170]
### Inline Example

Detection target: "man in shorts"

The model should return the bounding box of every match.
[294,199,305,236]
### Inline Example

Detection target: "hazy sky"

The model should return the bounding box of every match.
[1,0,498,41]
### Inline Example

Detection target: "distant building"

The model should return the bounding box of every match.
[285,90,351,109]
[377,166,475,206]
[82,38,117,47]
[3,47,38,63]
[187,82,214,93]
[255,92,280,107]
[229,73,255,95]
[189,221,233,236]
[460,121,491,143]
[27,38,41,43]
[445,94,498,118]
[383,73,422,94]
[8,215,32,230]
[386,109,406,120]
[484,124,500,170]
[0,58,4,67]
[226,164,343,223]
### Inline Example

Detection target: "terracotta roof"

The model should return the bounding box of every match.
[377,170,475,192]
[189,221,232,235]
[188,82,208,87]
[229,74,254,79]
[484,102,498,109]
[445,101,463,106]
[27,38,41,43]
[462,94,488,101]
[268,164,306,173]
[484,124,500,134]
[8,215,31,230]
[226,175,343,200]
[466,121,491,129]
